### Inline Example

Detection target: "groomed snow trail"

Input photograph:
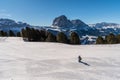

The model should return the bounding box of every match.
[0,37,120,80]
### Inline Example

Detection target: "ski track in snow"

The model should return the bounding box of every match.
[0,37,120,80]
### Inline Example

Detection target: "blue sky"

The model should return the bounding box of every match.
[0,0,120,26]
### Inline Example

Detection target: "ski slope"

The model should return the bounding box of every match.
[0,37,120,80]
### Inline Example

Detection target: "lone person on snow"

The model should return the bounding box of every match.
[78,55,82,62]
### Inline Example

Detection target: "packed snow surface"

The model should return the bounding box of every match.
[0,37,120,80]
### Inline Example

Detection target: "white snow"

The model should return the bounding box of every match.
[0,37,120,80]
[82,35,97,41]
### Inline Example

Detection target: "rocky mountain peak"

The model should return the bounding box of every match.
[52,15,89,30]
[71,19,88,27]
[52,15,73,28]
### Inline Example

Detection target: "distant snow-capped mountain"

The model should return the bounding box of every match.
[50,15,120,36]
[1,16,120,39]
[52,15,91,31]
[89,22,120,36]
[89,22,120,29]
[1,16,120,44]
[0,18,30,33]
[46,15,120,44]
[48,15,100,37]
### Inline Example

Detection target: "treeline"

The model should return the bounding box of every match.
[21,27,80,44]
[0,30,21,37]
[96,33,120,44]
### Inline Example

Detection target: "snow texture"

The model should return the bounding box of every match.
[0,37,120,80]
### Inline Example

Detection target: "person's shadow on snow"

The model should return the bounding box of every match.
[80,61,90,66]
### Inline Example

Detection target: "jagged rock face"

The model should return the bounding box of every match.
[71,19,88,27]
[52,15,73,28]
[52,15,89,29]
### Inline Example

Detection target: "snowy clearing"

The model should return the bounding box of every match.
[0,37,120,80]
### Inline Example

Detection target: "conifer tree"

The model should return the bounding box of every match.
[40,30,47,41]
[57,32,68,43]
[116,34,120,43]
[46,32,56,42]
[21,29,26,38]
[105,33,117,44]
[4,32,8,36]
[9,30,15,36]
[96,36,104,44]
[17,32,21,37]
[0,30,5,36]
[26,27,32,41]
[31,28,41,41]
[70,32,80,44]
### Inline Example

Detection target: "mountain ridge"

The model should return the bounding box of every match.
[0,16,120,37]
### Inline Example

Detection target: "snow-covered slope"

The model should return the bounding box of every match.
[0,37,120,80]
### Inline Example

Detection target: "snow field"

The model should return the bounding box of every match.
[0,37,120,80]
